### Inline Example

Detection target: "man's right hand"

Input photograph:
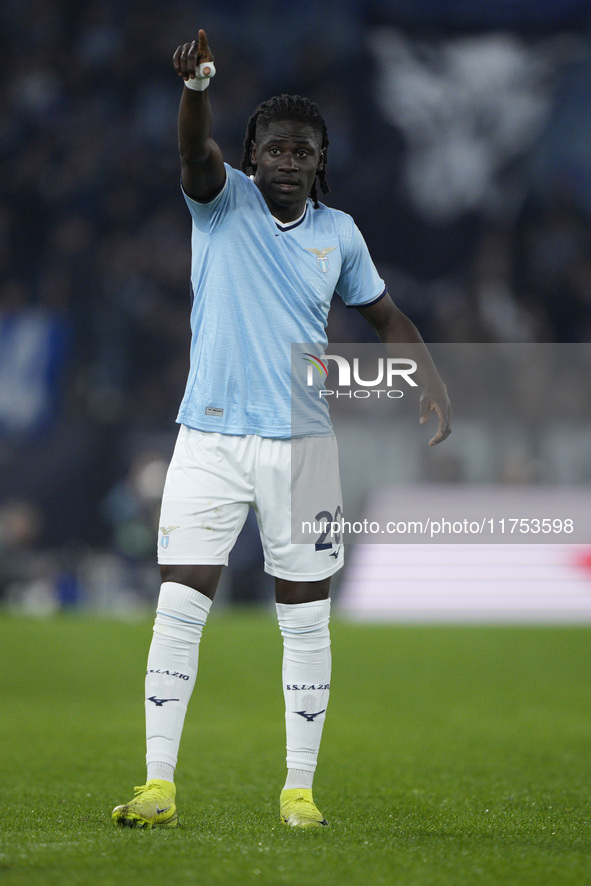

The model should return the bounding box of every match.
[173,29,214,81]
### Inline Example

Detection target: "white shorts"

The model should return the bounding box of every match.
[157,425,344,581]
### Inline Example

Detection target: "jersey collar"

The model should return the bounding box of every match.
[272,204,308,231]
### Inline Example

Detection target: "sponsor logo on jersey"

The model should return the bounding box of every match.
[305,247,336,273]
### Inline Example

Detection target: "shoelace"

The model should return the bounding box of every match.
[132,783,173,804]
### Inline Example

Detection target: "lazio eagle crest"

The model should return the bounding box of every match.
[159,525,180,550]
[305,247,336,273]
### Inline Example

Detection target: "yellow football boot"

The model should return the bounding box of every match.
[112,779,178,828]
[280,788,327,828]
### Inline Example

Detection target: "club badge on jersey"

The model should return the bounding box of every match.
[306,247,336,273]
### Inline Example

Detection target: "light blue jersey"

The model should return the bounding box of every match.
[178,163,385,438]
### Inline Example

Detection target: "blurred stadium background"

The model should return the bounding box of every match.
[2,0,591,617]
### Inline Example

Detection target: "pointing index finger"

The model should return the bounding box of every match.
[198,28,212,61]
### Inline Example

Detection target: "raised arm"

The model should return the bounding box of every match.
[172,29,226,202]
[358,292,452,446]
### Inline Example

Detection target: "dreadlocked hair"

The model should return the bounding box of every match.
[241,94,330,208]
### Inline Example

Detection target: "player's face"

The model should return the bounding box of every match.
[251,120,324,223]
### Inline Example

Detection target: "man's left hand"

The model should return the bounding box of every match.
[419,388,452,446]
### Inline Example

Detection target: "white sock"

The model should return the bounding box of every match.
[276,599,331,791]
[145,581,212,782]
[284,768,314,790]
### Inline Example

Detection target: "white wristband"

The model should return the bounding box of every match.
[184,61,216,91]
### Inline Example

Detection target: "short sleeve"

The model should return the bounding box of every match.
[335,219,386,308]
[181,163,236,233]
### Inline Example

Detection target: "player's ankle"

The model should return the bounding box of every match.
[284,768,314,790]
[147,763,175,782]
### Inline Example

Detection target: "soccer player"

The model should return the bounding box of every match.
[112,30,451,830]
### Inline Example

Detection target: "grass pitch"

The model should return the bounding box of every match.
[0,611,589,885]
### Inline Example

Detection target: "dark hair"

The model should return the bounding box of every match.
[241,94,330,208]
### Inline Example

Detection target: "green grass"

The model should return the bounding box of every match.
[0,612,590,885]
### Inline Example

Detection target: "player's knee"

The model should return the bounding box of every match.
[275,576,331,605]
[159,563,222,600]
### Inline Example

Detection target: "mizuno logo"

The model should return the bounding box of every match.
[147,696,179,707]
[294,709,326,722]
